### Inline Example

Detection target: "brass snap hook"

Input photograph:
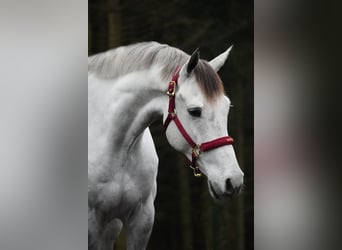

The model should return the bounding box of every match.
[193,166,202,177]
[189,164,202,177]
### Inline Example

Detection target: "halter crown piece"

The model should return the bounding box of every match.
[163,67,235,177]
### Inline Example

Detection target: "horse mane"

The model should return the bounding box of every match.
[88,41,224,101]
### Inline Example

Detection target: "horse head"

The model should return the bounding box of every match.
[164,47,244,200]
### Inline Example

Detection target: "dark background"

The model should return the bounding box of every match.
[89,0,253,249]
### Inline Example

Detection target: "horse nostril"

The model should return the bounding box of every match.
[225,178,233,194]
[226,179,243,196]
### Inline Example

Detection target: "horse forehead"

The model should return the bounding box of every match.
[178,78,230,110]
[181,77,201,91]
[179,78,205,100]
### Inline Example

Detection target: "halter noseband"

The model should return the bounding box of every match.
[163,67,234,177]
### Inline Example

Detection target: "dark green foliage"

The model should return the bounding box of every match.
[89,0,253,249]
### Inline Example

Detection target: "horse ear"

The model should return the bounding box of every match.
[187,48,200,74]
[209,45,233,72]
[180,48,200,77]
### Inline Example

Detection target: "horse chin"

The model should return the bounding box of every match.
[208,181,222,200]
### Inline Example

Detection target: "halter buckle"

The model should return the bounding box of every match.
[192,144,202,157]
[166,81,176,96]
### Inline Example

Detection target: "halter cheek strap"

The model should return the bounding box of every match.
[163,67,234,177]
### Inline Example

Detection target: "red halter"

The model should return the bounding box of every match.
[163,67,234,177]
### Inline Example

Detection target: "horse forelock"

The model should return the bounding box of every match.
[193,60,224,102]
[88,42,224,101]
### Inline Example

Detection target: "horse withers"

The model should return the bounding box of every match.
[88,42,243,250]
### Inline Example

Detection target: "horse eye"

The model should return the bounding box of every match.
[188,107,202,117]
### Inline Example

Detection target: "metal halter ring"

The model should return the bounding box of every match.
[192,144,202,157]
[169,108,177,117]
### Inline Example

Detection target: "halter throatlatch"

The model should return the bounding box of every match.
[163,67,235,177]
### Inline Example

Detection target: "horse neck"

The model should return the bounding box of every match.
[88,68,168,161]
[116,71,167,146]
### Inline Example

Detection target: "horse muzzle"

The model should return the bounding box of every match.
[208,174,244,199]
